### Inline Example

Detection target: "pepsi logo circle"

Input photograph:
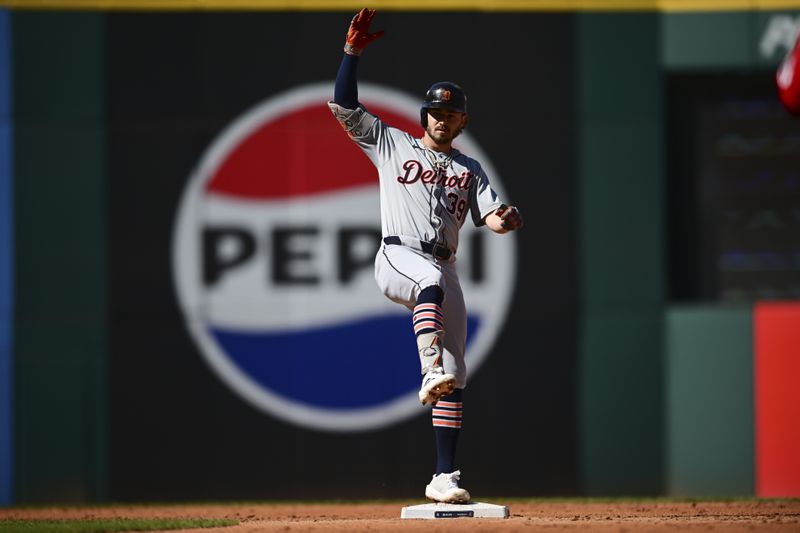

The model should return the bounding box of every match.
[172,82,516,432]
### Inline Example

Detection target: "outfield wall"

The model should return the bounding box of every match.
[1,4,799,503]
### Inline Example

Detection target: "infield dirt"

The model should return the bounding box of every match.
[2,500,799,532]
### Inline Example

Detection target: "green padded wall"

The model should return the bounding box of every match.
[662,10,800,70]
[577,13,665,495]
[13,11,107,503]
[666,306,754,497]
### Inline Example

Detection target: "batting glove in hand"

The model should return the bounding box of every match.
[495,205,524,231]
[344,8,384,56]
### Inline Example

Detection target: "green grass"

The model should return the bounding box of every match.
[0,518,238,533]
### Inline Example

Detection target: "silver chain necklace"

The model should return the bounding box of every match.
[419,143,454,175]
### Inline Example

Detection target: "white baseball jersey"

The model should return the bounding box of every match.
[327,102,504,258]
[329,101,505,388]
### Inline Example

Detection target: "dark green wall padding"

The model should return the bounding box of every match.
[13,11,106,503]
[666,306,754,497]
[576,13,665,495]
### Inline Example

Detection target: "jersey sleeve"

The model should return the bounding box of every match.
[327,101,396,167]
[470,164,505,227]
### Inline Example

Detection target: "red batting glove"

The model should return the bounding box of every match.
[496,205,523,231]
[344,8,384,56]
[777,34,800,115]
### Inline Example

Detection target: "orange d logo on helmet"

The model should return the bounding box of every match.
[420,82,468,127]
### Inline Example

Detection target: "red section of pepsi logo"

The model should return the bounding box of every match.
[206,104,423,199]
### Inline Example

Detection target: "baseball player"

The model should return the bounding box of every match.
[328,8,523,504]
[777,31,800,115]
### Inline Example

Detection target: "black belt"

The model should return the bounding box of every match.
[383,236,452,261]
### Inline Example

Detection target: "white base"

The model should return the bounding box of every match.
[400,502,509,519]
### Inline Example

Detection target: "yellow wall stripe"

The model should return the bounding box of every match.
[1,0,800,12]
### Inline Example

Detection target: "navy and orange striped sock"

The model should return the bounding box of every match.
[432,388,463,474]
[413,302,444,336]
[413,285,444,336]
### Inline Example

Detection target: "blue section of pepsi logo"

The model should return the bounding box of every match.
[211,315,480,409]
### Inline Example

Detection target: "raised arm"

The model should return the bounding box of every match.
[334,54,360,109]
[334,8,384,109]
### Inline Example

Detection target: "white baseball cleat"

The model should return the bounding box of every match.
[418,366,455,405]
[425,470,471,504]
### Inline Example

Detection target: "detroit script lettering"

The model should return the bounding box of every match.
[396,160,474,190]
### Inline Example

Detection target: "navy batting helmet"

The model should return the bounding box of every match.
[420,82,468,127]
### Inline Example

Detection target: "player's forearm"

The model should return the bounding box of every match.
[334,52,360,109]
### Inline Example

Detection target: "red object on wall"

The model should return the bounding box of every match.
[777,34,800,116]
[754,302,800,497]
